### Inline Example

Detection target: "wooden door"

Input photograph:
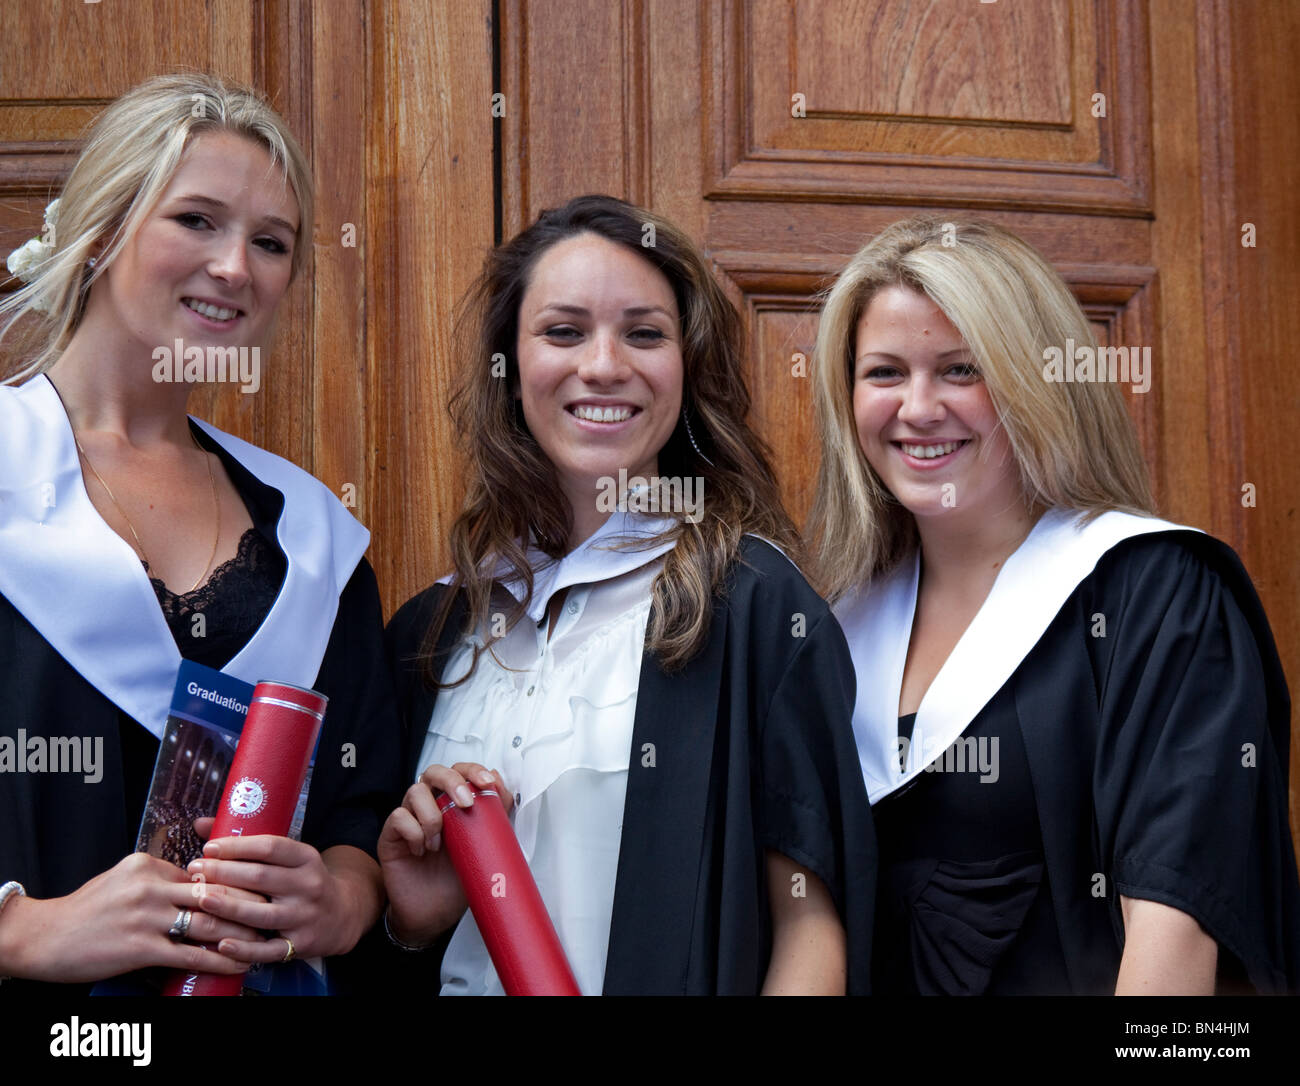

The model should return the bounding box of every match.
[500,0,1300,834]
[2,0,1297,837]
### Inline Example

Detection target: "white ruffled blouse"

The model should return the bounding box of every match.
[415,511,677,995]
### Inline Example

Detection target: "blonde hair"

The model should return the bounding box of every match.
[1,72,313,384]
[807,216,1156,600]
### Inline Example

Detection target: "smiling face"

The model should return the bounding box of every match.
[96,129,299,359]
[852,285,1023,528]
[515,232,684,521]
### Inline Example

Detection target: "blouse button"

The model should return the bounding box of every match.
[526,685,535,696]
[567,600,579,614]
[514,792,521,807]
[512,735,522,748]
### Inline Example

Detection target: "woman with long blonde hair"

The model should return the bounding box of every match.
[808,216,1299,994]
[0,73,400,993]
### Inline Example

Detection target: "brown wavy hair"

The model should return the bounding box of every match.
[420,194,797,685]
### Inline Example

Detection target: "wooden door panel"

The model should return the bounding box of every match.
[706,0,1150,214]
[748,302,822,525]
[793,0,1073,125]
[500,0,651,238]
[0,3,228,106]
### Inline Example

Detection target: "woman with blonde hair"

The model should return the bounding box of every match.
[380,194,875,994]
[0,73,401,993]
[808,215,1299,994]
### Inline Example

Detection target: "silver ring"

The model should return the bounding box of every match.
[167,908,193,940]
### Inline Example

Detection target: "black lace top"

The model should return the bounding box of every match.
[1,417,406,997]
[144,527,287,669]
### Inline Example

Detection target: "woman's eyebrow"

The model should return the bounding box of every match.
[170,193,298,235]
[854,347,973,365]
[535,303,674,318]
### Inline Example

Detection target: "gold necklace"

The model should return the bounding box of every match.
[74,431,222,595]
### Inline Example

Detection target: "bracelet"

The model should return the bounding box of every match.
[0,881,24,916]
[0,881,27,983]
[383,905,436,952]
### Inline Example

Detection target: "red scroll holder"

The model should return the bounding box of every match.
[437,786,580,996]
[164,681,326,997]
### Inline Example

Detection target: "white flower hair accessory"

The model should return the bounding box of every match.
[6,199,61,312]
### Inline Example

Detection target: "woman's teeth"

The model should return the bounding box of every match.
[572,405,634,423]
[900,440,966,459]
[184,298,239,321]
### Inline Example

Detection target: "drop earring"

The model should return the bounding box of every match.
[682,407,714,467]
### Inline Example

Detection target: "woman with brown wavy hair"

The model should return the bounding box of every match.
[378,194,874,994]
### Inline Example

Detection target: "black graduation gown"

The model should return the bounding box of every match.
[383,536,877,995]
[0,432,404,996]
[848,526,1300,995]
[1025,532,1300,993]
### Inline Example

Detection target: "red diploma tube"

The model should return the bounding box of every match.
[164,681,326,997]
[438,787,580,996]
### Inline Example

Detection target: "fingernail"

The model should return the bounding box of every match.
[188,860,203,875]
[454,784,474,807]
[431,832,442,851]
[203,842,221,858]
[477,770,495,785]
